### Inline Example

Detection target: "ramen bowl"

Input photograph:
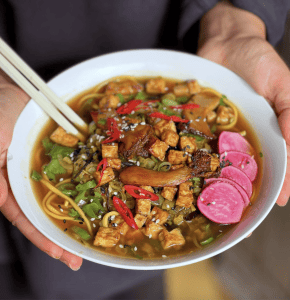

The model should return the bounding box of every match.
[7,50,287,270]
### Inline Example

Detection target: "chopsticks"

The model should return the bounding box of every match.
[0,37,88,142]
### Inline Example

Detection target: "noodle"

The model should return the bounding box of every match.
[40,179,93,235]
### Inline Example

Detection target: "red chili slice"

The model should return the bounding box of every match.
[170,104,200,110]
[116,100,143,114]
[90,111,98,123]
[95,158,108,187]
[102,118,121,144]
[113,196,138,230]
[124,185,159,201]
[149,112,189,123]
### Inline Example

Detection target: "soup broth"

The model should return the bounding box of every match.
[31,76,262,260]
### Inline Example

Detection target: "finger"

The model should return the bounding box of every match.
[1,190,83,269]
[276,144,290,206]
[0,170,8,207]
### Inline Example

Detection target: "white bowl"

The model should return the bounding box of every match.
[7,50,287,270]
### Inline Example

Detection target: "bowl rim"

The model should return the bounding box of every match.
[7,49,287,270]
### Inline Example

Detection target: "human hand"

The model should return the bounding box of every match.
[197,1,290,206]
[0,71,83,269]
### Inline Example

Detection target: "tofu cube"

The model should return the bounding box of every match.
[161,130,179,147]
[106,158,121,170]
[125,228,145,245]
[167,150,187,164]
[135,199,151,217]
[105,80,143,95]
[154,120,176,137]
[144,221,164,239]
[187,80,201,94]
[147,207,169,225]
[102,144,118,158]
[170,164,185,170]
[149,139,169,161]
[159,228,185,250]
[93,227,120,247]
[173,84,189,97]
[50,127,79,147]
[94,167,115,186]
[118,222,130,236]
[179,136,197,154]
[161,186,178,201]
[176,182,194,208]
[146,78,166,94]
[98,94,120,109]
[140,186,154,193]
[206,110,217,123]
[134,214,147,228]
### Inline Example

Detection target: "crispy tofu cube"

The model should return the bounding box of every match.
[140,186,154,193]
[94,167,115,186]
[159,228,185,250]
[146,78,166,94]
[135,199,151,217]
[179,136,197,154]
[147,207,169,225]
[117,222,130,236]
[161,186,178,201]
[173,84,189,97]
[105,80,143,95]
[161,130,179,147]
[149,139,169,161]
[106,158,121,170]
[154,120,176,137]
[145,221,164,239]
[187,80,201,94]
[206,110,217,123]
[126,228,145,245]
[176,182,194,208]
[167,150,187,164]
[134,214,147,228]
[93,227,120,247]
[170,164,184,170]
[50,127,79,147]
[99,94,120,109]
[102,144,118,158]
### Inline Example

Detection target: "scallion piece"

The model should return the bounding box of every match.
[200,237,214,245]
[31,170,42,181]
[71,226,91,240]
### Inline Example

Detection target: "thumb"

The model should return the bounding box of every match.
[0,169,8,207]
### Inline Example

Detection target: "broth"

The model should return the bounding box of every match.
[30,76,262,259]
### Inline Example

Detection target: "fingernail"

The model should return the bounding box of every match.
[69,263,81,271]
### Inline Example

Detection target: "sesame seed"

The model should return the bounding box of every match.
[137,161,140,166]
[162,255,167,258]
[113,192,118,195]
[212,201,216,204]
[64,228,67,232]
[152,211,156,214]
[93,223,96,227]
[63,219,66,223]
[119,244,124,248]
[141,122,146,125]
[108,108,112,111]
[156,219,160,224]
[111,215,116,220]
[149,234,152,238]
[60,208,64,212]
[134,246,137,251]
[225,152,227,156]
[152,218,156,222]
[241,165,244,169]
[59,178,64,182]
[91,218,95,221]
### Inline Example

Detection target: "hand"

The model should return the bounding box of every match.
[197,1,290,206]
[0,71,83,270]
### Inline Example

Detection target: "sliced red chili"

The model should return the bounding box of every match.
[116,100,143,115]
[113,196,138,230]
[149,112,189,123]
[95,158,108,187]
[124,185,159,201]
[90,111,98,123]
[102,118,121,144]
[170,104,200,110]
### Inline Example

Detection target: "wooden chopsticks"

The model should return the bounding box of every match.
[0,37,88,142]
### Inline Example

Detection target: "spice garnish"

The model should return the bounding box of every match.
[95,158,108,187]
[124,185,159,201]
[112,196,138,230]
[149,112,189,123]
[102,118,121,144]
[116,99,143,114]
